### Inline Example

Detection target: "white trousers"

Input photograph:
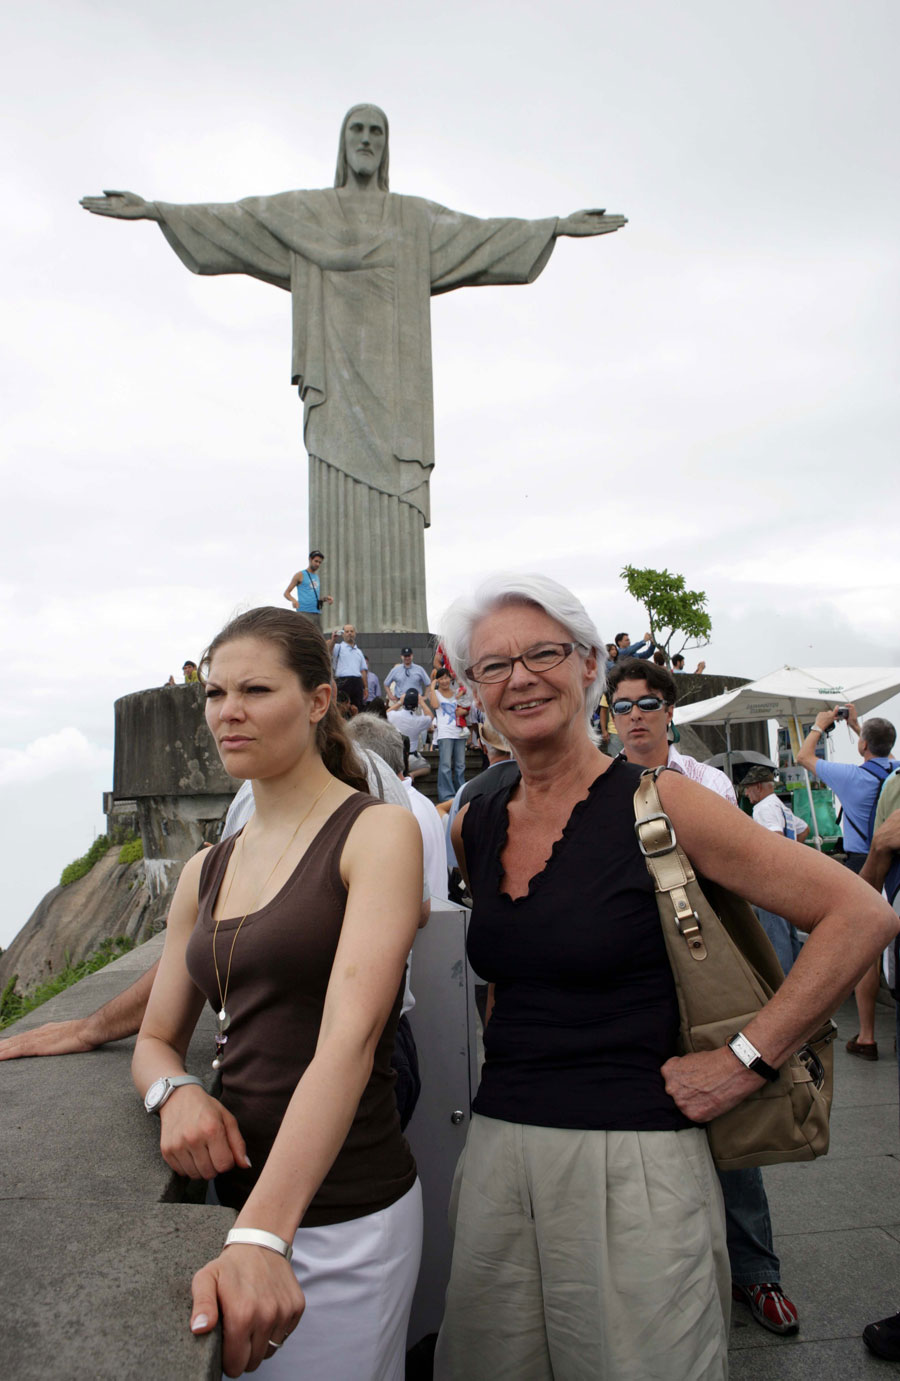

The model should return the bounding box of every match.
[242,1180,423,1381]
[434,1117,730,1381]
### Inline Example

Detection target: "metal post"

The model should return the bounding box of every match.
[792,712,823,850]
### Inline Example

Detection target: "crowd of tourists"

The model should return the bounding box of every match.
[4,571,900,1379]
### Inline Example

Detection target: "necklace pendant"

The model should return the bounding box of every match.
[213,1032,228,1071]
[217,1008,231,1033]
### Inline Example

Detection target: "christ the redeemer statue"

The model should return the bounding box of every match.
[81,104,626,631]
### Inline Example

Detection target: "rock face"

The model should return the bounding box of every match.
[0,849,181,996]
[1,684,237,1001]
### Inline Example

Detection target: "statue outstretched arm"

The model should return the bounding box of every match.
[79,190,161,222]
[556,209,627,237]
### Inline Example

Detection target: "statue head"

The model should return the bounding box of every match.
[335,104,390,191]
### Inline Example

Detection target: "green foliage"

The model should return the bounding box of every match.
[0,936,136,1031]
[620,565,712,660]
[60,835,111,887]
[117,837,144,866]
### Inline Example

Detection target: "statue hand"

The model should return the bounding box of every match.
[557,210,627,237]
[79,190,158,221]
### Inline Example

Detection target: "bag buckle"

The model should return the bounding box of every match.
[675,909,707,958]
[676,909,701,936]
[634,813,678,857]
[795,1043,826,1092]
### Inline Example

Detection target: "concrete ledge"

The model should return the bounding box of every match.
[4,1203,228,1381]
[0,933,234,1377]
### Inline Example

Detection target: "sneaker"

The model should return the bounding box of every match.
[732,1282,800,1335]
[864,1310,900,1361]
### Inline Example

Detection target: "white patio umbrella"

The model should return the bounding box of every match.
[673,666,900,848]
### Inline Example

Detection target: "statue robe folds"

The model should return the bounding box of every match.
[155,191,557,630]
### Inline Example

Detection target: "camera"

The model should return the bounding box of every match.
[835,706,851,721]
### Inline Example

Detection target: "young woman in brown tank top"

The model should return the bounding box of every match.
[132,608,423,1379]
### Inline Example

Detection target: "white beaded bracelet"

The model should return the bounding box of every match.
[224,1227,293,1262]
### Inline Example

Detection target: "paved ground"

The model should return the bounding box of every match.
[729,995,900,1378]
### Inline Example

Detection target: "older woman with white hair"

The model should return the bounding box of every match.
[433,572,897,1381]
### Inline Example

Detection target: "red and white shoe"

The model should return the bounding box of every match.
[732,1282,800,1335]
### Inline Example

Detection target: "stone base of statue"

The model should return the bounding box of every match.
[310,457,427,631]
[353,630,435,687]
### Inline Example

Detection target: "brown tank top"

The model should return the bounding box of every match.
[186,791,416,1226]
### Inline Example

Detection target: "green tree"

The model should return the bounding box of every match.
[619,566,711,663]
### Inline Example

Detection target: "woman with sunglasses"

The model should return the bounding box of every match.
[432,572,896,1381]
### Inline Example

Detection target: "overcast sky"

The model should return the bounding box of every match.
[2,0,898,949]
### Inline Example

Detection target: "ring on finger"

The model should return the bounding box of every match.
[268,1339,283,1350]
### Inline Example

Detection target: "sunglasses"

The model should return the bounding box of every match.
[611,695,667,716]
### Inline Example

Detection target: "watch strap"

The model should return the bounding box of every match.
[144,1073,205,1113]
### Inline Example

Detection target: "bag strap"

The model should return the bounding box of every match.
[863,762,899,843]
[843,762,897,847]
[861,761,893,784]
[633,767,708,961]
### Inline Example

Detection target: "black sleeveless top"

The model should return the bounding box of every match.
[464,757,695,1131]
[186,792,417,1225]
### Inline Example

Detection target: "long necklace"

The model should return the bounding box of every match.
[210,777,334,1069]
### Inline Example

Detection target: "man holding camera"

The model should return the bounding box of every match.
[283,550,334,621]
[330,623,368,712]
[797,706,898,1058]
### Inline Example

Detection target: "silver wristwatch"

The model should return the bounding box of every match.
[727,1032,780,1083]
[144,1074,206,1114]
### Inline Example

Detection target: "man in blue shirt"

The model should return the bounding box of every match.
[384,648,431,700]
[605,631,656,672]
[797,706,897,1058]
[282,551,334,620]
[331,624,368,712]
[363,660,382,705]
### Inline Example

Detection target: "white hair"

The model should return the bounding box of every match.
[440,572,606,721]
[346,715,405,777]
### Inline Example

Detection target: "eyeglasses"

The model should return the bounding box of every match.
[611,695,667,716]
[465,642,579,685]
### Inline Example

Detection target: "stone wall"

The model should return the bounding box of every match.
[112,683,239,862]
[671,672,770,758]
[0,935,232,1380]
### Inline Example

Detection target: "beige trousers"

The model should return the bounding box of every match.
[434,1116,730,1381]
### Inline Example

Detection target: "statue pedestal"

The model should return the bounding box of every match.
[352,630,436,693]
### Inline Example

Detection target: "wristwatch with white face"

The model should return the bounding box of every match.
[727,1032,780,1083]
[143,1074,206,1114]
